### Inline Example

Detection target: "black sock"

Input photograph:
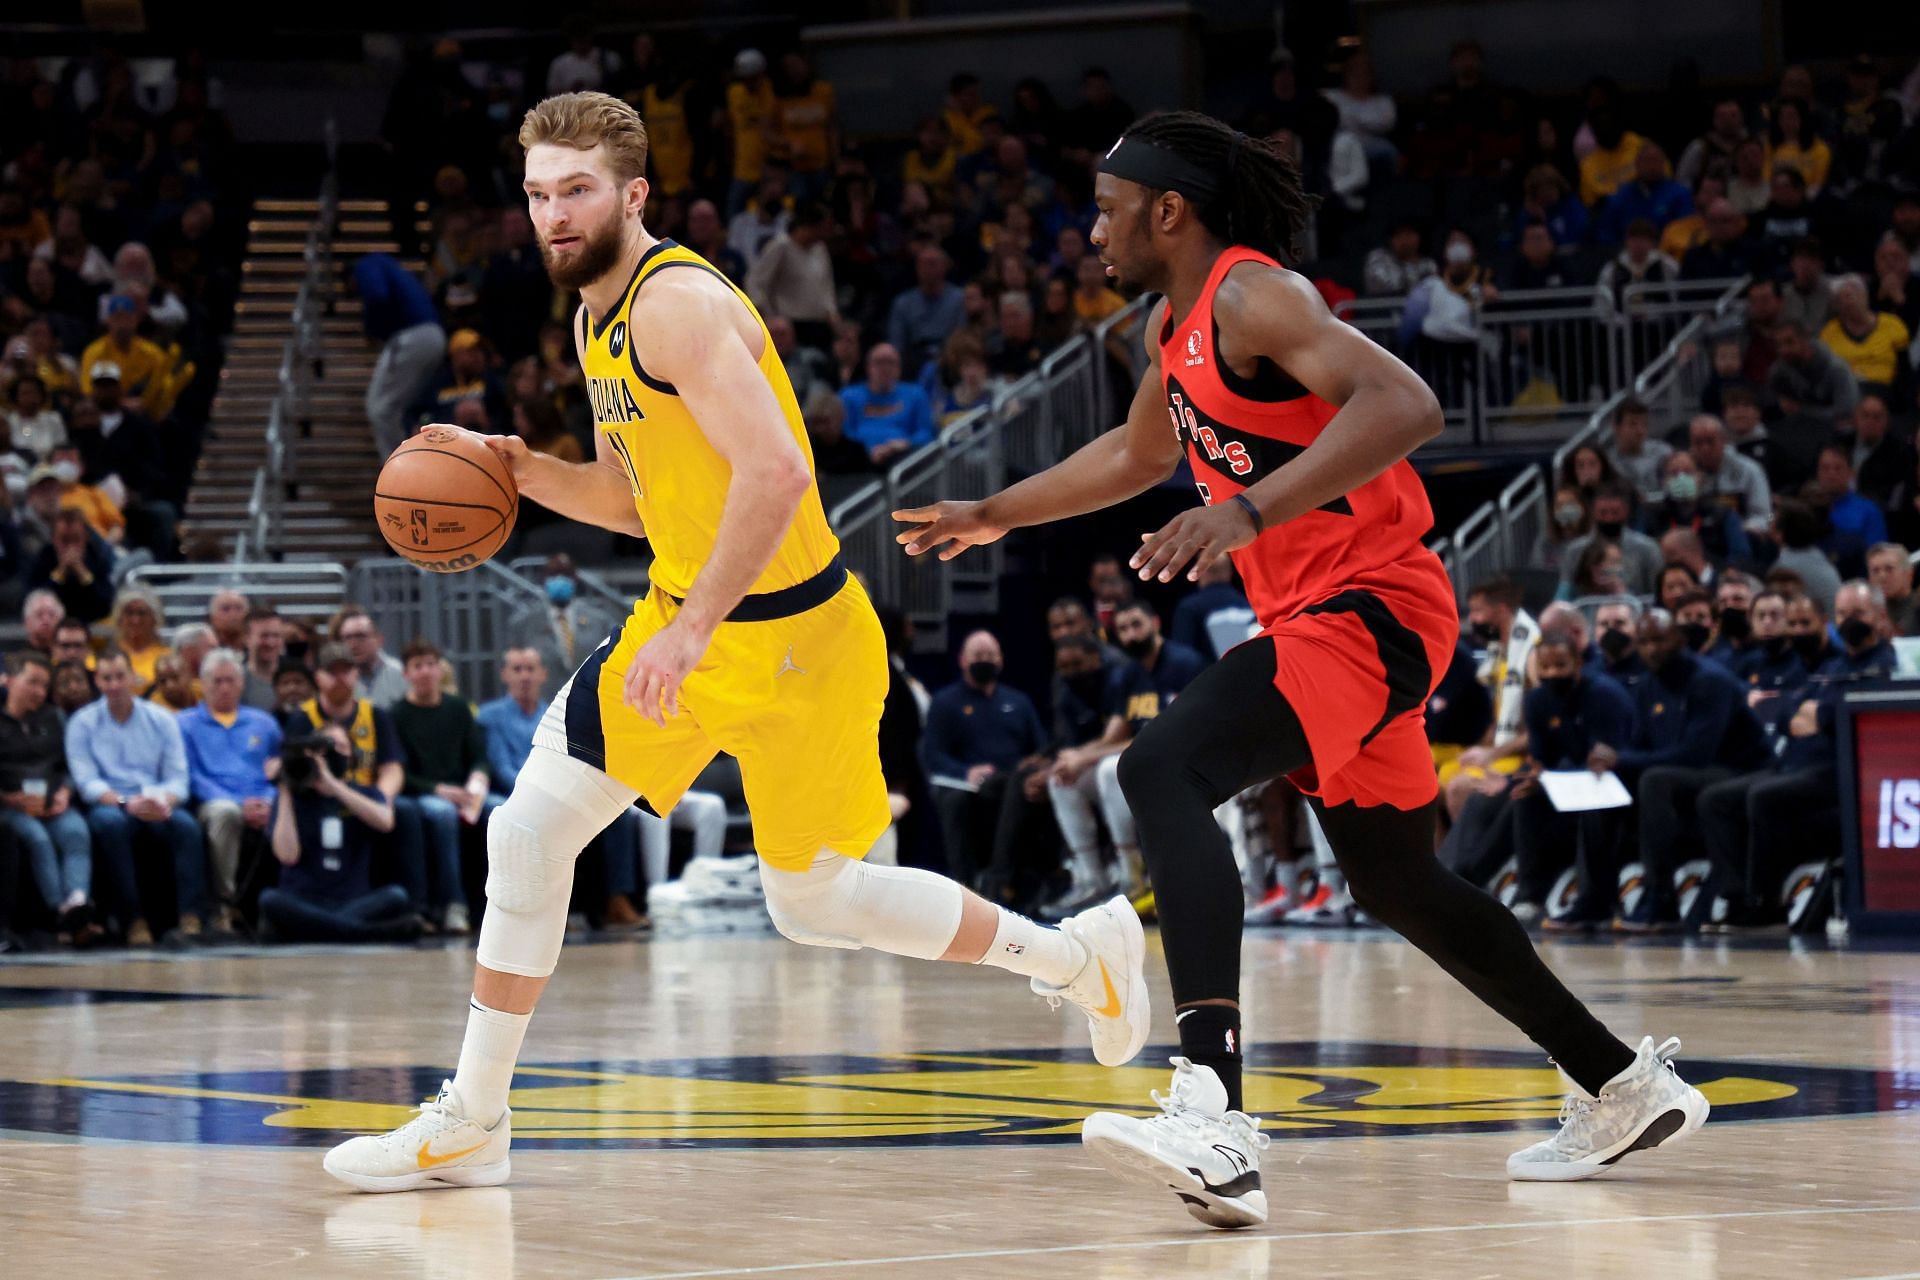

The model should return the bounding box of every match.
[1176,1004,1243,1111]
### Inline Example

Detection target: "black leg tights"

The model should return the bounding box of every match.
[1119,637,1634,1099]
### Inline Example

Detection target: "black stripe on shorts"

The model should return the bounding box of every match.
[1299,589,1431,747]
[561,625,662,818]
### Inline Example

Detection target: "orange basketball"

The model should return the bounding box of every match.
[372,426,518,573]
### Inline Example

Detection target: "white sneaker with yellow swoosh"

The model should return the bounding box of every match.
[323,1080,511,1193]
[1031,894,1149,1067]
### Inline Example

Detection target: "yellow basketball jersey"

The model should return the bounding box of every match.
[579,240,839,602]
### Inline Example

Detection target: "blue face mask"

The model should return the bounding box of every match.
[544,575,576,606]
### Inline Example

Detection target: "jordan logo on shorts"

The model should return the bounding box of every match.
[775,646,805,678]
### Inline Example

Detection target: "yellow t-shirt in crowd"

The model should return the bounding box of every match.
[727,80,775,183]
[59,484,125,540]
[80,333,173,417]
[903,146,956,194]
[1073,287,1129,326]
[640,83,695,196]
[1772,138,1831,193]
[1821,313,1912,386]
[120,641,171,695]
[1580,131,1646,206]
[945,104,996,156]
[1660,213,1706,260]
[774,80,836,174]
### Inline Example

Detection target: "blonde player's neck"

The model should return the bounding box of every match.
[578,226,659,326]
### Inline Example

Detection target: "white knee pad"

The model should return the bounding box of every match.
[758,851,964,961]
[477,747,639,978]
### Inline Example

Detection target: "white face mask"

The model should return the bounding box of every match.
[1444,241,1474,266]
[51,460,80,484]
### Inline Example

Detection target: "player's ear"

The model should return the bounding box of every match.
[628,176,649,218]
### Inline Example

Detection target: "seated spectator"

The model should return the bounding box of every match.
[1680,198,1758,281]
[1399,232,1494,399]
[1821,276,1910,394]
[1672,587,1717,655]
[511,397,583,464]
[477,645,644,926]
[75,370,173,554]
[1643,451,1752,564]
[1072,254,1129,327]
[240,607,284,710]
[1565,538,1631,600]
[66,652,206,945]
[1772,497,1844,611]
[1872,234,1920,334]
[512,553,623,698]
[804,391,874,477]
[1676,99,1750,189]
[1725,135,1771,216]
[1045,601,1206,908]
[1731,589,1802,694]
[1813,443,1888,551]
[1596,142,1693,245]
[902,115,958,200]
[1558,443,1618,496]
[1533,484,1591,571]
[888,247,965,381]
[45,448,126,545]
[257,723,420,945]
[745,202,836,352]
[920,629,1054,905]
[1036,274,1083,352]
[986,291,1045,377]
[1867,542,1920,636]
[272,656,316,716]
[78,296,176,422]
[1756,172,1816,264]
[1605,399,1672,502]
[1690,413,1773,533]
[28,508,115,625]
[330,606,407,707]
[1514,165,1589,256]
[22,590,65,659]
[203,589,247,652]
[178,648,280,935]
[1591,597,1650,689]
[1658,561,1705,613]
[51,659,96,715]
[1699,580,1892,929]
[390,638,490,934]
[1596,219,1681,314]
[1719,386,1784,486]
[1780,239,1833,334]
[1703,571,1761,670]
[148,653,198,713]
[1499,219,1572,290]
[6,373,66,462]
[726,166,790,273]
[1589,610,1768,930]
[1579,109,1646,207]
[1438,577,1536,816]
[840,343,934,467]
[1660,528,1719,594]
[1509,629,1635,928]
[932,336,994,424]
[1170,557,1256,661]
[0,652,99,943]
[1364,221,1438,297]
[108,588,170,695]
[1557,483,1662,597]
[1766,322,1858,433]
[768,314,837,411]
[1769,99,1831,195]
[681,198,745,285]
[413,328,509,434]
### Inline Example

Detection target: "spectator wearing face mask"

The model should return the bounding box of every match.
[1532,484,1590,572]
[513,553,623,698]
[1701,572,1762,672]
[1642,451,1752,564]
[1732,588,1803,697]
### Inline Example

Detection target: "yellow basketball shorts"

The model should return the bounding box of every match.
[534,569,892,871]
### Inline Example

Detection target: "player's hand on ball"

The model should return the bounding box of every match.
[1133,501,1259,583]
[475,431,536,487]
[624,618,710,727]
[892,501,1008,561]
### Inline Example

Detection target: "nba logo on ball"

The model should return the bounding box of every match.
[409,508,428,546]
[609,321,627,359]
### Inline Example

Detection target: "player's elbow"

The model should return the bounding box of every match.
[1402,380,1445,444]
[750,448,815,504]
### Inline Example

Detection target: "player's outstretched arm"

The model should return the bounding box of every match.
[475,304,645,537]
[1132,267,1443,583]
[893,299,1180,560]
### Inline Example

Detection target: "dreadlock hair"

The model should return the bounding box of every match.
[1120,110,1317,264]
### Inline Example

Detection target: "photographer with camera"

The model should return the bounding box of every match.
[255,723,422,944]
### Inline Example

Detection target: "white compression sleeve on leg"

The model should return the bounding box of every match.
[476,747,640,978]
[758,850,965,960]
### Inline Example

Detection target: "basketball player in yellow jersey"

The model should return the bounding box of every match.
[324,91,1149,1193]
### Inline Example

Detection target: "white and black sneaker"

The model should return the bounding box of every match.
[1507,1036,1710,1181]
[1082,1057,1270,1228]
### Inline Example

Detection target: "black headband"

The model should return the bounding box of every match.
[1099,135,1222,201]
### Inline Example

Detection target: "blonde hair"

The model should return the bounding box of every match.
[518,91,649,184]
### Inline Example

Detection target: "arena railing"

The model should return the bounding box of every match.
[1435,275,1751,599]
[1334,277,1745,451]
[128,562,351,631]
[350,558,545,701]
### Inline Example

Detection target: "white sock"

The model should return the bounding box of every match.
[973,907,1087,986]
[451,997,530,1127]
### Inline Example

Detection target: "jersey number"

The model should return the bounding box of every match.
[604,430,642,495]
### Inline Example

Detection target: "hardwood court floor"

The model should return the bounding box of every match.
[2,927,1917,1279]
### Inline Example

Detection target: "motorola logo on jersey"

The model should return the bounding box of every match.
[588,375,645,425]
[1875,778,1920,848]
[608,320,627,358]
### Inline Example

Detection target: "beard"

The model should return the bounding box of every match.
[539,208,626,291]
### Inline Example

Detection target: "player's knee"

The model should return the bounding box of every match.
[1115,730,1170,805]
[759,854,864,951]
[484,808,575,916]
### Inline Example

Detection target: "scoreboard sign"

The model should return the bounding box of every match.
[1839,693,1920,932]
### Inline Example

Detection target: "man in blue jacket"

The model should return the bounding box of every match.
[1587,610,1768,930]
[1731,589,1804,696]
[1697,580,1895,927]
[1511,630,1636,929]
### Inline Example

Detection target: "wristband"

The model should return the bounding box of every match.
[1230,492,1264,536]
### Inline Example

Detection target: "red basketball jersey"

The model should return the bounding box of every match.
[1158,246,1440,626]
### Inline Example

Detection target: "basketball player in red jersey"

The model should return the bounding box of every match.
[895,112,1707,1228]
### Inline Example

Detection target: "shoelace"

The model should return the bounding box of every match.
[377,1092,459,1149]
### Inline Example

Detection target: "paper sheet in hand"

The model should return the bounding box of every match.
[1538,770,1633,812]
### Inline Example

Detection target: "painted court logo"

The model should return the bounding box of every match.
[1,1043,1907,1151]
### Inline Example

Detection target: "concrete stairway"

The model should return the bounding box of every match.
[187,197,426,563]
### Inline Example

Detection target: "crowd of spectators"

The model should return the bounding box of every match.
[0,51,244,603]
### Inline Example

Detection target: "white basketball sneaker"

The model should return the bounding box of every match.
[1508,1036,1710,1182]
[323,1080,511,1193]
[1031,894,1149,1067]
[1083,1057,1270,1228]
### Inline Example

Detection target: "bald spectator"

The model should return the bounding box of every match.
[1680,198,1758,280]
[1848,394,1912,508]
[1689,414,1773,533]
[22,589,65,657]
[1821,276,1911,393]
[1659,528,1717,591]
[1597,141,1693,245]
[888,247,966,380]
[1867,542,1920,636]
[206,589,249,652]
[1769,321,1860,429]
[840,343,935,467]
